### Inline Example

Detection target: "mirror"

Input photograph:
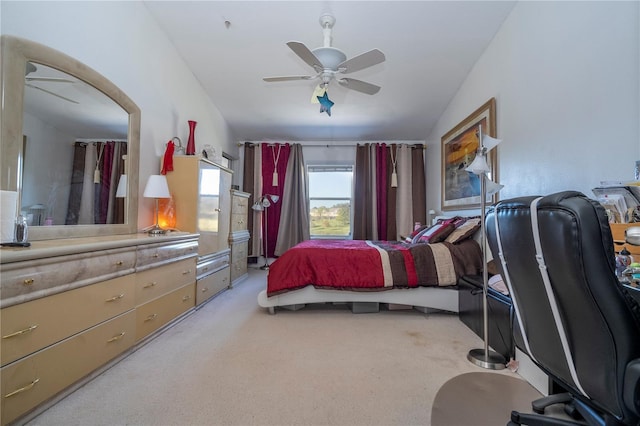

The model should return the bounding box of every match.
[1,35,140,240]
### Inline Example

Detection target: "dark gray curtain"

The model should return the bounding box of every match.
[353,144,377,240]
[275,144,309,255]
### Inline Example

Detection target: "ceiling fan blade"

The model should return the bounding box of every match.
[263,75,315,82]
[26,77,75,83]
[338,49,385,74]
[286,41,323,71]
[26,83,79,104]
[337,78,381,95]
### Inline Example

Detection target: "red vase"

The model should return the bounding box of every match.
[186,120,197,155]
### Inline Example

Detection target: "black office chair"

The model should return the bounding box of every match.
[485,191,640,426]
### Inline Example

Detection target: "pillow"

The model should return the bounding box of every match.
[404,224,431,243]
[412,222,455,244]
[488,274,509,295]
[444,217,481,244]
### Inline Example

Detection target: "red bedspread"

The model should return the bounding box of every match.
[266,239,482,296]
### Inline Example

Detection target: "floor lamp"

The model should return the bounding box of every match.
[252,194,280,270]
[465,125,506,370]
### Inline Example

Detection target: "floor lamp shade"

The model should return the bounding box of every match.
[144,175,171,235]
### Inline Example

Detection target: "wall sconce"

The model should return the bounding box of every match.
[143,175,171,236]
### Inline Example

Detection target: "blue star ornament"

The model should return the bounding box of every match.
[317,92,334,116]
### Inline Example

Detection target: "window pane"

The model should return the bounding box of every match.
[309,171,352,198]
[310,200,351,236]
[308,167,353,237]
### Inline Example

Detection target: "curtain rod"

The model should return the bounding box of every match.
[238,142,425,148]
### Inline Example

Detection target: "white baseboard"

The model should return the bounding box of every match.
[515,348,549,396]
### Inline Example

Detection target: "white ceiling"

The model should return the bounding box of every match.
[143,1,516,142]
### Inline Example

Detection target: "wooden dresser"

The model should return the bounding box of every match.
[164,156,233,307]
[229,190,250,286]
[610,223,640,257]
[0,233,198,425]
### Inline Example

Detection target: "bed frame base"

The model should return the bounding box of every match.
[258,286,460,314]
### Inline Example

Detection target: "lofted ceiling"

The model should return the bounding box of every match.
[143,1,516,142]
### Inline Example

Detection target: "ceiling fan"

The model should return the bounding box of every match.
[25,62,79,104]
[263,13,385,96]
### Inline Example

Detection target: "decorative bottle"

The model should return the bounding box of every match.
[14,214,28,243]
[186,120,197,155]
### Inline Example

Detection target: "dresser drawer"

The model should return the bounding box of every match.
[1,310,135,425]
[230,241,248,283]
[232,195,249,214]
[196,254,229,279]
[135,258,196,306]
[136,239,198,269]
[231,213,247,232]
[135,283,195,341]
[1,247,136,308]
[1,274,135,367]
[196,267,230,306]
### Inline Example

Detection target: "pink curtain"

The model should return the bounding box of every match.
[261,143,290,258]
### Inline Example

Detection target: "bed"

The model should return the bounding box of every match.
[258,219,483,314]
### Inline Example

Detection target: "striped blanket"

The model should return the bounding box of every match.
[266,239,482,296]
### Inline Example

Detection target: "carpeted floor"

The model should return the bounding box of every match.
[26,268,542,426]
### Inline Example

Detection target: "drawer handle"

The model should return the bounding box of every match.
[23,278,35,285]
[107,332,126,342]
[144,313,158,322]
[201,287,209,293]
[153,253,160,258]
[143,282,157,289]
[115,260,124,266]
[2,324,38,339]
[202,267,209,272]
[223,277,228,282]
[4,378,40,398]
[182,270,192,275]
[105,293,125,302]
[182,295,192,302]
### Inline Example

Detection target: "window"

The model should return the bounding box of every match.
[308,165,353,238]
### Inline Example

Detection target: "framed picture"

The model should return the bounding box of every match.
[441,98,498,211]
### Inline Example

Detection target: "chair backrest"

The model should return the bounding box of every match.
[486,191,640,423]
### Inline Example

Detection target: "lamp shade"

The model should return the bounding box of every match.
[270,195,280,203]
[143,175,170,199]
[465,154,491,175]
[485,178,504,195]
[115,175,128,198]
[482,134,502,151]
[252,202,264,211]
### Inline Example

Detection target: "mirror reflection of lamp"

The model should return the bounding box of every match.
[252,194,280,270]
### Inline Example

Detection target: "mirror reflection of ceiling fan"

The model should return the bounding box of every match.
[263,13,385,99]
[25,62,79,104]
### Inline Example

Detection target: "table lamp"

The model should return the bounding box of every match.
[143,175,171,235]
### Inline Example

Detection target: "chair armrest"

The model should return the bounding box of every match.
[624,359,640,417]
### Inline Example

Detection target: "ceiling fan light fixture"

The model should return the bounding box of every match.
[312,47,346,70]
